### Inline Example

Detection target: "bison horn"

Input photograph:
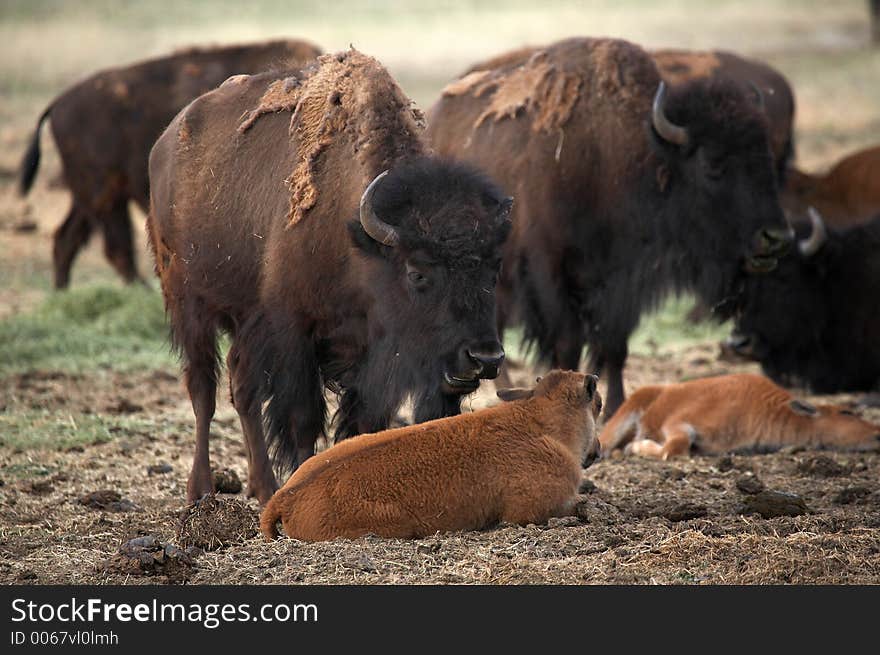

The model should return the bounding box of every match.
[799,207,828,257]
[359,170,399,247]
[652,81,689,147]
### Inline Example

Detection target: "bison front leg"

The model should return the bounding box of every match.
[587,340,627,418]
[227,343,277,504]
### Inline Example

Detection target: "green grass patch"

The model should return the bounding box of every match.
[630,295,730,356]
[0,409,177,452]
[0,284,176,375]
[502,294,731,363]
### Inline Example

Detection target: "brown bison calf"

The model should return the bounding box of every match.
[261,370,602,542]
[600,373,880,459]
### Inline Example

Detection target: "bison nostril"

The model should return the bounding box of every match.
[466,347,505,377]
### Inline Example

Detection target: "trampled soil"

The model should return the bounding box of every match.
[2,355,879,586]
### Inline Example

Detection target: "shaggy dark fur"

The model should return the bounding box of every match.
[428,37,791,416]
[734,214,880,392]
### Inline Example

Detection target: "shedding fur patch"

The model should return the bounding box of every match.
[238,49,426,227]
[442,50,581,133]
[652,50,721,86]
[442,39,656,137]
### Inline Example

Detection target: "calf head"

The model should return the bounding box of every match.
[349,156,512,420]
[497,370,602,466]
[789,399,880,451]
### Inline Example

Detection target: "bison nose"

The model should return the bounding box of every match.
[758,227,794,255]
[467,345,505,379]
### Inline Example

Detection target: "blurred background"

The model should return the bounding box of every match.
[0,0,877,375]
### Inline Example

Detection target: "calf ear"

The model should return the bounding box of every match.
[584,374,598,400]
[497,388,534,402]
[790,399,819,417]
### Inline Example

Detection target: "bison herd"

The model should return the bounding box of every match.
[17,35,880,542]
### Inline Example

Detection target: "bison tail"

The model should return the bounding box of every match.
[19,105,52,196]
[260,496,283,540]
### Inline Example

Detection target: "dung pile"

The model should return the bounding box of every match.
[176,494,259,551]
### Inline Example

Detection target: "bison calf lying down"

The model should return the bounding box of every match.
[261,370,602,542]
[600,373,880,459]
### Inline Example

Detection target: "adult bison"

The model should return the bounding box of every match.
[147,50,512,503]
[427,37,792,416]
[781,145,880,227]
[727,209,880,393]
[651,49,796,183]
[19,39,321,288]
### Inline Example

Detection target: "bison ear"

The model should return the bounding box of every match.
[347,220,385,259]
[496,388,534,402]
[790,399,819,417]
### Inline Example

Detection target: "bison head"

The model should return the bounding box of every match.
[348,157,512,422]
[726,209,880,392]
[648,79,793,316]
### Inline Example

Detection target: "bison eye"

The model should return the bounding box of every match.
[406,269,429,290]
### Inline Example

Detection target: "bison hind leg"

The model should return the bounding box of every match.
[171,296,223,502]
[52,201,93,289]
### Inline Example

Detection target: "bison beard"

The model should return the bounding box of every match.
[147,50,511,503]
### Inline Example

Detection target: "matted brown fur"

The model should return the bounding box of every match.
[261,370,602,542]
[238,49,427,226]
[600,374,880,459]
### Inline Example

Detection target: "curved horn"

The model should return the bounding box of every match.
[747,82,765,111]
[652,81,689,146]
[359,170,399,247]
[799,207,828,257]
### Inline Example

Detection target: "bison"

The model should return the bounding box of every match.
[726,209,880,393]
[261,370,602,541]
[427,37,792,416]
[147,50,512,504]
[19,39,321,288]
[600,373,880,459]
[781,145,880,227]
[652,48,796,183]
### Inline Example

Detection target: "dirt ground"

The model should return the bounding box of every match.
[2,348,879,586]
